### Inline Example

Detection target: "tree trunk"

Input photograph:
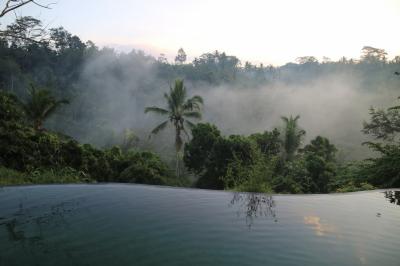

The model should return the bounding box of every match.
[175,125,182,178]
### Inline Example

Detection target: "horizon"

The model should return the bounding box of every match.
[3,0,400,66]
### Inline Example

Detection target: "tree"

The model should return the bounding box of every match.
[360,143,400,187]
[175,48,187,64]
[157,53,168,64]
[184,123,221,175]
[361,46,387,63]
[280,115,306,161]
[145,79,203,177]
[197,135,259,189]
[2,16,46,45]
[192,50,240,83]
[120,128,139,153]
[0,1,53,43]
[362,102,400,141]
[249,128,281,157]
[303,136,337,193]
[391,56,400,64]
[23,84,69,130]
[0,0,52,18]
[303,136,337,162]
[361,94,400,187]
[49,27,73,51]
[296,56,318,64]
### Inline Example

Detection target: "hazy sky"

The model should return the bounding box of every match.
[6,0,400,65]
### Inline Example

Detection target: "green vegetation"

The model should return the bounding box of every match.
[360,98,400,187]
[0,91,175,186]
[145,79,203,177]
[0,14,399,192]
[181,96,399,193]
[280,115,306,161]
[184,122,344,193]
[23,84,69,131]
[0,166,88,186]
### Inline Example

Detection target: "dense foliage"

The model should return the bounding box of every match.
[182,94,400,193]
[360,98,400,187]
[0,91,175,185]
[0,16,399,192]
[183,123,344,193]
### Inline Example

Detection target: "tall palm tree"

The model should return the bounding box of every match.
[145,79,203,177]
[23,84,69,131]
[280,115,306,161]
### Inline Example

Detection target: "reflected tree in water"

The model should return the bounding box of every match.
[230,192,277,228]
[384,191,400,205]
[0,198,84,258]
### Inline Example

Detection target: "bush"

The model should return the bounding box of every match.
[331,162,375,192]
[222,154,275,193]
[0,166,91,186]
[195,135,259,189]
[272,158,310,193]
[119,151,172,185]
[335,182,375,193]
[0,91,174,186]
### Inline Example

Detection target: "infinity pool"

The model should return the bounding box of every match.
[0,184,399,266]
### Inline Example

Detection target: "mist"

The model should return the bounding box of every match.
[198,74,397,160]
[47,49,398,162]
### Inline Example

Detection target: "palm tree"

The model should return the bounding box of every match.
[23,84,69,131]
[145,79,203,177]
[388,96,400,110]
[280,115,306,161]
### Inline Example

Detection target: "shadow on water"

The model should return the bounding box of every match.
[229,192,277,228]
[384,191,400,206]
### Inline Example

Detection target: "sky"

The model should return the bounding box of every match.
[4,0,400,65]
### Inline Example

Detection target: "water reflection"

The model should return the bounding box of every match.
[0,198,84,256]
[229,192,277,228]
[384,191,400,206]
[303,216,336,236]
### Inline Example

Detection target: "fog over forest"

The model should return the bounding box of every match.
[0,16,398,162]
[1,8,399,193]
[42,46,399,161]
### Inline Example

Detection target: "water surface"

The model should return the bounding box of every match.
[0,184,399,266]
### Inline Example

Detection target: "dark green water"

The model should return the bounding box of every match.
[0,185,399,266]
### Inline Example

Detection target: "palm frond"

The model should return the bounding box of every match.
[388,105,400,110]
[149,120,169,137]
[183,95,203,111]
[58,99,70,105]
[297,129,306,137]
[23,84,69,129]
[42,99,69,118]
[185,120,196,129]
[280,116,289,123]
[183,111,202,119]
[191,95,203,104]
[144,106,169,115]
[170,79,187,109]
[164,92,175,113]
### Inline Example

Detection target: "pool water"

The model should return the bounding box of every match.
[0,184,399,266]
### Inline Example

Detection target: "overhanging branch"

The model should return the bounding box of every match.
[0,0,54,18]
